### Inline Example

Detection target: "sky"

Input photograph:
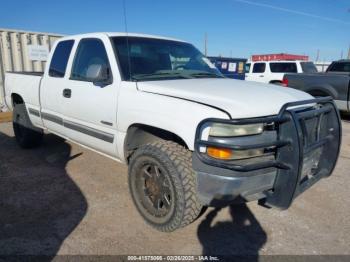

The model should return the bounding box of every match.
[1,0,349,61]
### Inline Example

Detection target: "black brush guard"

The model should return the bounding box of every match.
[194,97,342,209]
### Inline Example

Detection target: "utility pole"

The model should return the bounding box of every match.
[341,50,343,59]
[204,33,207,56]
[348,44,350,59]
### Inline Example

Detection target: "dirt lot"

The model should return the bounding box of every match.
[0,118,349,257]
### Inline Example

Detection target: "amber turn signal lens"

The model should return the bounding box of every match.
[207,147,233,160]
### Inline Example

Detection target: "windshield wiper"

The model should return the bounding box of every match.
[189,72,224,78]
[132,71,223,81]
[132,71,191,80]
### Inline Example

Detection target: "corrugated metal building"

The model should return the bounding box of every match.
[0,28,63,111]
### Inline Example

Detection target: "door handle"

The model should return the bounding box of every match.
[63,88,71,98]
[259,75,264,77]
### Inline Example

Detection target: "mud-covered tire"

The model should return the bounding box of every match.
[128,140,202,232]
[13,103,43,148]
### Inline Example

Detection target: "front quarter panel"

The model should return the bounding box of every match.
[116,81,229,158]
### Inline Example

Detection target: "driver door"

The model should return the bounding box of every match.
[60,37,119,157]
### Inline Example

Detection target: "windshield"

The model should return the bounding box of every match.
[327,61,350,72]
[111,36,223,81]
[300,62,318,73]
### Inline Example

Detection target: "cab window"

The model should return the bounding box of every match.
[252,63,266,73]
[71,38,111,82]
[327,62,350,72]
[300,62,318,73]
[270,62,297,73]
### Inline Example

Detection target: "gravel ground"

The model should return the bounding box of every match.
[0,118,349,257]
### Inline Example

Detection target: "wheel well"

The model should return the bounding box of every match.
[308,90,330,97]
[11,93,24,106]
[269,80,282,84]
[124,124,188,162]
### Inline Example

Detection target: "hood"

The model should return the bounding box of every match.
[137,78,313,118]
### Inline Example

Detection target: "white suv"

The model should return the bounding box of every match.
[245,60,317,84]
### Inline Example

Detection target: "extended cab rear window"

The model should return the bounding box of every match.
[49,40,74,78]
[269,62,297,73]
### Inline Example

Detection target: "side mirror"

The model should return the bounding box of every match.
[86,64,112,86]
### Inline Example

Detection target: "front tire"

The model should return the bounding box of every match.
[13,103,43,148]
[128,141,202,232]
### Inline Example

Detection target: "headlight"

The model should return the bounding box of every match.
[209,123,264,137]
[206,122,265,160]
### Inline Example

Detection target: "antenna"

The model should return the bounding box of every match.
[122,0,132,81]
[204,33,207,56]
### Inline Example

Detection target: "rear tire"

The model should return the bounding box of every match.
[13,103,43,148]
[128,141,202,232]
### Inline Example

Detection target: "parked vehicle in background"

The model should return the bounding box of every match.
[208,56,247,80]
[245,60,318,84]
[283,59,350,112]
[4,32,342,232]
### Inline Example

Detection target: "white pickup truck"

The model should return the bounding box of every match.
[4,33,341,232]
